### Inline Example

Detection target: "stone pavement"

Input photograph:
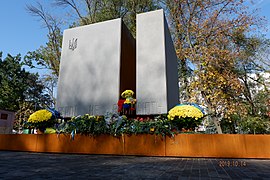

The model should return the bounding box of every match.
[0,151,269,180]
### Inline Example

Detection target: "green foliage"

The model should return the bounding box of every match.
[252,90,270,117]
[145,115,175,137]
[0,53,52,130]
[171,117,203,132]
[0,53,52,112]
[239,116,270,134]
[220,118,237,134]
[220,114,270,134]
[63,114,107,136]
[106,114,175,137]
[22,121,34,129]
[55,114,177,137]
[45,128,56,134]
[0,53,27,111]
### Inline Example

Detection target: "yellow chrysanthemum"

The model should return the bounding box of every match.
[168,105,203,120]
[28,109,52,124]
[121,90,134,98]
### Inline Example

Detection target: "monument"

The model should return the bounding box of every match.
[136,9,179,115]
[57,19,136,116]
[57,9,178,116]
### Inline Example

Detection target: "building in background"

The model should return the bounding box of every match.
[0,110,15,134]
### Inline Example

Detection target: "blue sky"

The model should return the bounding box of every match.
[0,0,48,58]
[1,0,270,60]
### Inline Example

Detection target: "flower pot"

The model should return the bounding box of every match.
[37,129,44,134]
[22,129,29,134]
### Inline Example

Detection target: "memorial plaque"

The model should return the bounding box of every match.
[57,19,135,116]
[136,9,179,115]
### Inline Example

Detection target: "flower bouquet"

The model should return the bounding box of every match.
[168,104,204,131]
[118,90,136,116]
[28,109,57,132]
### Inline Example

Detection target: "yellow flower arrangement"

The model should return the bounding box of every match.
[121,90,134,99]
[27,109,57,131]
[168,105,204,121]
[28,109,52,123]
[119,90,136,115]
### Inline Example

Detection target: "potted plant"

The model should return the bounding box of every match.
[28,109,57,133]
[22,121,34,134]
[167,104,204,131]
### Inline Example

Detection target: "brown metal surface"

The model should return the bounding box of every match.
[119,22,136,97]
[36,134,124,154]
[0,134,37,151]
[124,134,165,156]
[0,134,269,158]
[166,134,270,158]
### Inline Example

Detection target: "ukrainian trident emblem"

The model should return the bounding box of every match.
[69,38,77,51]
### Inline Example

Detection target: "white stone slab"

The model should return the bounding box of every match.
[136,9,179,115]
[57,19,122,116]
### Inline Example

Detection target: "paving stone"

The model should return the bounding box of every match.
[0,151,270,179]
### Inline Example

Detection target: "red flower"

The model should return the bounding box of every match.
[117,99,125,112]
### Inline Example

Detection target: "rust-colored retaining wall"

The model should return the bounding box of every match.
[0,134,269,158]
[166,134,270,158]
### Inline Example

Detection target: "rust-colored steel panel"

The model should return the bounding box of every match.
[0,134,37,152]
[124,134,165,156]
[1,134,270,158]
[36,134,124,155]
[165,134,270,158]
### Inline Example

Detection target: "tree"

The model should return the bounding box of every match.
[228,33,270,134]
[163,0,265,133]
[53,0,159,36]
[25,2,62,77]
[24,2,62,106]
[0,52,52,129]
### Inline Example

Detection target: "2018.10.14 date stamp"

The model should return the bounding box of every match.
[219,160,247,167]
